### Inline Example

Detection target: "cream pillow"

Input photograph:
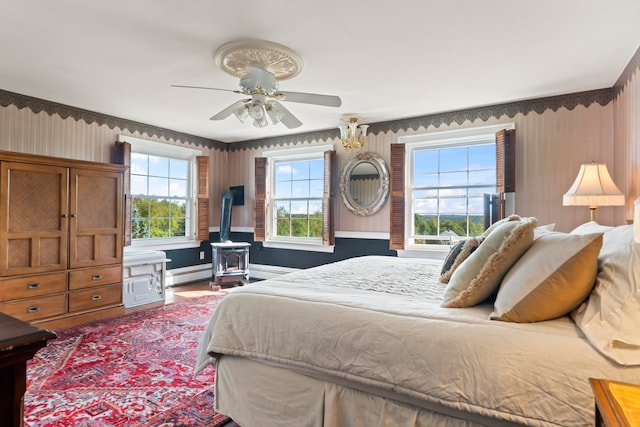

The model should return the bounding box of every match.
[442,217,537,308]
[534,223,555,239]
[572,225,640,365]
[570,221,614,235]
[480,214,521,238]
[490,232,602,323]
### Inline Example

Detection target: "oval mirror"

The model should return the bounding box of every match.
[340,152,390,216]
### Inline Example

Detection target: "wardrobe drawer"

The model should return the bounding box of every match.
[0,294,67,323]
[0,273,67,302]
[68,284,122,313]
[69,265,122,290]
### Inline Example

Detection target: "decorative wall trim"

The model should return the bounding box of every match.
[0,88,227,150]
[1,85,614,154]
[614,45,640,96]
[228,88,613,151]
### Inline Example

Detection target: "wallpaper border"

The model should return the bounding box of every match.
[0,86,613,153]
[0,88,226,150]
[228,88,613,151]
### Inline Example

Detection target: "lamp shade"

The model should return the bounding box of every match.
[563,163,625,207]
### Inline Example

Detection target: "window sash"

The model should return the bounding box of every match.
[408,143,496,245]
[270,155,325,242]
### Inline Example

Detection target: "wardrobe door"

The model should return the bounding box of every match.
[68,168,123,268]
[0,162,68,276]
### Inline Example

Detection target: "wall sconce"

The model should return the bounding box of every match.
[563,162,625,221]
[339,115,369,150]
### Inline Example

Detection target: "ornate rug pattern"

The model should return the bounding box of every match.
[25,294,230,426]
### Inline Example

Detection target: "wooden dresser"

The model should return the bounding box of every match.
[0,150,125,328]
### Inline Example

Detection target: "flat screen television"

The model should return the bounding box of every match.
[219,190,233,242]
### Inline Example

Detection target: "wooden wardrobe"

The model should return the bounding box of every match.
[0,150,125,329]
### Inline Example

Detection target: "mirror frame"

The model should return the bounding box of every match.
[339,152,390,216]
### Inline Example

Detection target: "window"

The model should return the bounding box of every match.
[130,153,190,239]
[255,145,335,251]
[117,136,206,248]
[272,157,324,240]
[409,142,495,246]
[397,124,514,250]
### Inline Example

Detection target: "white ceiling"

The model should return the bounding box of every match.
[1,1,639,144]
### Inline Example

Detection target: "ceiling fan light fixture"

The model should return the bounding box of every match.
[176,40,341,129]
[266,103,285,125]
[233,104,249,123]
[253,114,269,128]
[247,102,266,120]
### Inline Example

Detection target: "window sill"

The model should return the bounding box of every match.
[130,239,202,251]
[263,241,335,253]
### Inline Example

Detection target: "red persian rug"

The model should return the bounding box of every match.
[24,293,230,427]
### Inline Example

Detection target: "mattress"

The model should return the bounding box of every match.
[196,256,640,426]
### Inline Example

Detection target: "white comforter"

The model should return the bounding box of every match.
[196,256,640,427]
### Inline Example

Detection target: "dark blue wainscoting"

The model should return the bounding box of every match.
[163,232,395,271]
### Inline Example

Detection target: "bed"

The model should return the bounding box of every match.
[195,217,640,427]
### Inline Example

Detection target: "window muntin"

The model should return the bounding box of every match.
[131,153,191,240]
[271,157,324,240]
[409,141,496,246]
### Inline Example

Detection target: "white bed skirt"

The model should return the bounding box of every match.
[214,355,525,427]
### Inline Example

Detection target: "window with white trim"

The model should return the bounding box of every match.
[120,136,202,244]
[259,145,334,248]
[272,157,323,240]
[403,124,513,249]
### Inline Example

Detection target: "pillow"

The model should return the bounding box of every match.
[442,217,537,308]
[490,231,602,323]
[481,214,521,238]
[439,238,482,283]
[570,221,614,235]
[534,223,555,239]
[572,225,640,365]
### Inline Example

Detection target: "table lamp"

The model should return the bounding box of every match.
[563,162,625,222]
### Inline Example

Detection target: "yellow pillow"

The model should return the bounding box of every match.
[490,232,602,323]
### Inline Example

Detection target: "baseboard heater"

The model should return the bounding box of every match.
[165,263,298,286]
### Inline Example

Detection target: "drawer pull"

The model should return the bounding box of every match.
[26,306,40,313]
[91,274,102,280]
[91,295,102,301]
[27,282,41,289]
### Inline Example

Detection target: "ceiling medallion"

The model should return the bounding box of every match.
[214,40,303,80]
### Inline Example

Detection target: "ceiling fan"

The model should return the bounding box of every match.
[172,40,342,129]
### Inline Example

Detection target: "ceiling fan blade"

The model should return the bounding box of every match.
[209,99,247,121]
[275,91,342,107]
[272,101,302,129]
[171,84,242,94]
